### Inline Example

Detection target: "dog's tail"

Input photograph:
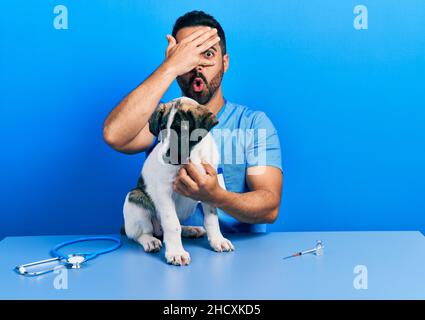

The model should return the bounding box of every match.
[120,224,126,236]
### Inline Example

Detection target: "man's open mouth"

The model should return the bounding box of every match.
[192,77,205,92]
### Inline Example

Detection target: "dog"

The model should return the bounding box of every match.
[123,97,234,266]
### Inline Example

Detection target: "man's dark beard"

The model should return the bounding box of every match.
[177,66,224,105]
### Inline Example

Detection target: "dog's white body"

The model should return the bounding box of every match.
[123,100,234,265]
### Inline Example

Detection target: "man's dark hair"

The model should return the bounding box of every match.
[172,10,227,55]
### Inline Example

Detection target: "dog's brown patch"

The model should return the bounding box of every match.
[128,175,156,214]
[148,98,218,137]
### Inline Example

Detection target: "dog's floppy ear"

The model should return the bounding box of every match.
[201,112,219,132]
[148,104,167,137]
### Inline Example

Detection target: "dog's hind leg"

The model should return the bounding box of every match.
[181,226,206,238]
[123,189,162,253]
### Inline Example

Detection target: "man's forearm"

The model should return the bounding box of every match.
[103,62,176,147]
[212,188,280,224]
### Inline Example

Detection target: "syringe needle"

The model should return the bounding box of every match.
[283,252,302,260]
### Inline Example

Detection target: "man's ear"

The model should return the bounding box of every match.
[148,104,166,136]
[223,53,229,73]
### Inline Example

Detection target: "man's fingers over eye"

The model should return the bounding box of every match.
[180,26,213,44]
[196,36,220,53]
[191,28,218,47]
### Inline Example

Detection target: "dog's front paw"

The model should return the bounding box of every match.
[165,249,191,266]
[209,237,235,252]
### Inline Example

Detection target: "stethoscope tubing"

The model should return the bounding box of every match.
[50,236,122,261]
[15,236,122,276]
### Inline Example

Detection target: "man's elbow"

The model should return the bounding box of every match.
[261,191,281,224]
[103,125,123,150]
[263,206,279,224]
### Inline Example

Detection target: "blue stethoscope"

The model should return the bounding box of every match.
[14,236,122,276]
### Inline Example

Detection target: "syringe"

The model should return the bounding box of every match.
[283,240,324,260]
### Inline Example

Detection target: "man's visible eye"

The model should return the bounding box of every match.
[204,50,214,58]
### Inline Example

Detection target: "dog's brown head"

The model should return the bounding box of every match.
[148,97,219,164]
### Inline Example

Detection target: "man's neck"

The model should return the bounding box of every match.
[205,87,225,116]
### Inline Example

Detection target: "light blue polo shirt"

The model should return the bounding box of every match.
[145,98,282,233]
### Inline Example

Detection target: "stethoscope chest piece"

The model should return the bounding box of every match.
[65,254,87,269]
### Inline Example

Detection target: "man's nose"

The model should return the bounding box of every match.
[196,66,203,73]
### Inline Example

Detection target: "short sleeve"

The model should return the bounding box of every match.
[245,111,283,172]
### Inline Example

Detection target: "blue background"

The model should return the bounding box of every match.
[1,0,424,239]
